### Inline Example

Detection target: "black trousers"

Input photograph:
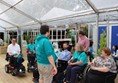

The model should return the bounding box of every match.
[10,56,24,69]
[53,60,68,83]
[27,54,35,66]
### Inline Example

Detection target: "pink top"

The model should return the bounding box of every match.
[78,36,90,51]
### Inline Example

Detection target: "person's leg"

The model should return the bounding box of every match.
[65,65,73,82]
[27,54,30,63]
[31,56,35,66]
[13,58,18,68]
[70,66,83,83]
[9,56,14,65]
[38,64,44,83]
[43,65,53,83]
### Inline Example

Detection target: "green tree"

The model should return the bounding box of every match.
[23,34,30,44]
[98,30,107,54]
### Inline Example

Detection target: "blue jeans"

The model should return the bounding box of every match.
[66,65,85,83]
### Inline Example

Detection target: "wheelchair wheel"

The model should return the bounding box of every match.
[5,65,9,73]
[82,65,90,83]
[11,70,16,76]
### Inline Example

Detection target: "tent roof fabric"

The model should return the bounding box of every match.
[0,0,118,31]
[40,7,75,21]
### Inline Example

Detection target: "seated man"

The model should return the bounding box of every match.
[54,42,72,83]
[26,39,35,67]
[7,38,22,67]
[58,42,72,60]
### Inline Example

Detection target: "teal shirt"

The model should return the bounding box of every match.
[73,51,87,66]
[26,43,35,52]
[35,34,57,65]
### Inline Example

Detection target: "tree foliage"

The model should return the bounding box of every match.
[98,30,107,54]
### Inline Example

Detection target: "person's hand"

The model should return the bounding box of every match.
[68,60,70,64]
[14,56,18,58]
[90,66,96,70]
[52,67,57,76]
[89,62,94,66]
[68,62,74,65]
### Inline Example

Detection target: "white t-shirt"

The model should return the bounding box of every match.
[7,43,20,55]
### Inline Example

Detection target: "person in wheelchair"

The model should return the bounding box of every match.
[26,39,36,69]
[65,44,87,83]
[85,47,117,83]
[54,42,72,83]
[112,45,118,62]
[87,40,95,62]
[6,38,25,75]
[7,38,21,67]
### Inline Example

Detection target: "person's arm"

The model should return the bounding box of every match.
[48,55,56,68]
[69,61,83,65]
[8,52,13,56]
[7,45,13,56]
[17,45,21,55]
[91,66,110,72]
[84,38,90,52]
[68,57,73,64]
[44,40,57,75]
[48,56,57,76]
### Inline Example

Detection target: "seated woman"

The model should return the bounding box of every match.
[86,47,117,83]
[112,45,118,62]
[65,44,87,83]
[26,39,35,66]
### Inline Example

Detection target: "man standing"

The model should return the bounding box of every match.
[35,25,57,83]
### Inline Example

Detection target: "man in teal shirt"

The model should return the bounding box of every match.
[26,39,35,53]
[26,39,35,67]
[35,25,57,83]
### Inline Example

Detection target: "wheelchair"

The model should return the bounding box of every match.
[5,53,26,76]
[82,65,117,83]
[53,59,68,83]
[27,51,37,72]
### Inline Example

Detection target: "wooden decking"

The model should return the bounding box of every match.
[0,54,33,83]
[0,54,118,83]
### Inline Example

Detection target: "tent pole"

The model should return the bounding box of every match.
[95,14,99,54]
[106,16,110,48]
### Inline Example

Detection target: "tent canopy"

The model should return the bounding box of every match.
[0,0,118,30]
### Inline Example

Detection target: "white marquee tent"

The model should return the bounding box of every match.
[0,0,118,31]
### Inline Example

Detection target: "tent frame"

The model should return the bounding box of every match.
[0,0,118,29]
